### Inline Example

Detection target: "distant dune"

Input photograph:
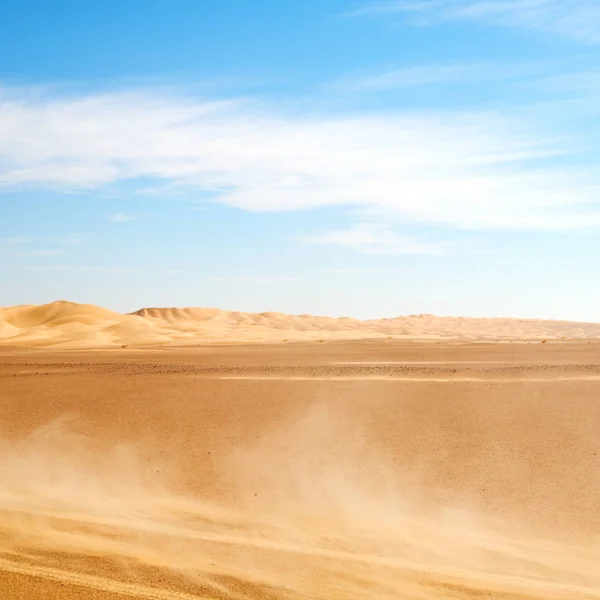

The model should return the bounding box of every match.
[1,300,600,349]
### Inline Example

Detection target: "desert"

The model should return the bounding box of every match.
[1,301,600,599]
[5,0,600,596]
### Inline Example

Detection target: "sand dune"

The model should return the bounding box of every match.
[1,300,600,349]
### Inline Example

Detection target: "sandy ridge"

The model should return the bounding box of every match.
[2,300,600,349]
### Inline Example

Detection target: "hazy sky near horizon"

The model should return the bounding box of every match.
[2,0,600,320]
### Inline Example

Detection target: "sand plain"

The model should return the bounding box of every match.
[1,334,600,599]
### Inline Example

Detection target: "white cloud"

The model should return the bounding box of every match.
[110,212,136,222]
[56,233,94,245]
[303,223,452,255]
[0,86,599,231]
[354,0,600,44]
[1,237,30,245]
[1,234,92,248]
[332,62,532,92]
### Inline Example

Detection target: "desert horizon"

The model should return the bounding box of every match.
[2,300,600,350]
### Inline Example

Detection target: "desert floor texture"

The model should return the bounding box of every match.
[1,302,600,599]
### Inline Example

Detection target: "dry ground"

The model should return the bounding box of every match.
[1,340,599,599]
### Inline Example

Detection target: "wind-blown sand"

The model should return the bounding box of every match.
[1,341,600,598]
[2,300,600,349]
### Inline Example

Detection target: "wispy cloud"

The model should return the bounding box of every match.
[1,237,30,245]
[302,223,452,255]
[2,233,92,246]
[110,212,136,222]
[353,0,600,44]
[56,233,94,245]
[0,85,600,231]
[332,62,537,92]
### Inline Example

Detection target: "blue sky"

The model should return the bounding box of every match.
[1,0,600,319]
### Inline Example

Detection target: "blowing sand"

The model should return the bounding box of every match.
[2,300,600,349]
[1,339,600,598]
